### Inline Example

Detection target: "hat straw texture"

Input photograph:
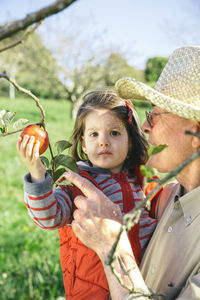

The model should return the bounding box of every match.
[115,46,200,121]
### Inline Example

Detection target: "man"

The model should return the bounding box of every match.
[65,46,200,299]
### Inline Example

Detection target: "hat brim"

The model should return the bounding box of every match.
[115,77,200,121]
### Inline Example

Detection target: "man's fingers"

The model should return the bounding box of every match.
[71,219,90,246]
[64,172,104,199]
[65,172,123,222]
[74,195,88,210]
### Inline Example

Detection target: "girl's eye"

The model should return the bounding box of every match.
[110,130,120,136]
[90,132,98,137]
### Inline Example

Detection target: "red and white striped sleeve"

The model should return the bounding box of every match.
[24,173,72,230]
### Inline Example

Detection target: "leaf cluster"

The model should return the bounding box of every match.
[0,109,28,134]
[140,144,168,179]
[41,140,78,185]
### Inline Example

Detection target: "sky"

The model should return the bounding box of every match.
[0,0,200,69]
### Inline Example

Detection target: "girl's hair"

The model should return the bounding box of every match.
[70,90,149,169]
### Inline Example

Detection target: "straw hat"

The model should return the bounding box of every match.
[115,46,200,121]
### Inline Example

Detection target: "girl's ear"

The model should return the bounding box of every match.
[81,136,87,154]
[191,122,200,149]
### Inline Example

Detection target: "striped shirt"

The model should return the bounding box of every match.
[23,161,157,255]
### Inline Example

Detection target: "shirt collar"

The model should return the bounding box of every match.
[177,185,200,225]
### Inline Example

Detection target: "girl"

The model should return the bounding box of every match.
[17,90,158,300]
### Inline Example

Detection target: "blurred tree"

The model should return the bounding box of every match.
[145,56,168,86]
[59,51,144,119]
[60,56,103,119]
[0,32,66,99]
[50,17,142,118]
[102,52,144,87]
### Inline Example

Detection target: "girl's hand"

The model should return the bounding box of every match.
[17,135,46,183]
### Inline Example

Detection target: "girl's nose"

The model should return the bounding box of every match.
[99,134,110,146]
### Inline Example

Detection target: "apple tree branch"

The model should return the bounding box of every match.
[0,0,78,41]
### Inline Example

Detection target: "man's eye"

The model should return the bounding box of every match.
[90,132,98,137]
[110,130,120,136]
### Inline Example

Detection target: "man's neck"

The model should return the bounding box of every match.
[176,160,200,193]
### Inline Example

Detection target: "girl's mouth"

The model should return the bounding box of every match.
[98,150,112,155]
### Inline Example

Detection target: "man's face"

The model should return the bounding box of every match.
[142,106,198,173]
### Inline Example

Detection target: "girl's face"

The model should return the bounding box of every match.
[81,108,130,173]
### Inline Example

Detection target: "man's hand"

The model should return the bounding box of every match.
[64,171,123,256]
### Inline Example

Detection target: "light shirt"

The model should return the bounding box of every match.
[140,182,200,299]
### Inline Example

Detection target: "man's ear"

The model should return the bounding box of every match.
[81,136,87,154]
[192,122,200,149]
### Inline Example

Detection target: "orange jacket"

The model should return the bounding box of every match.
[58,170,110,299]
[58,168,142,300]
[58,168,160,300]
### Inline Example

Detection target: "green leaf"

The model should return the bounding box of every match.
[3,111,16,126]
[0,127,6,133]
[140,165,156,178]
[55,140,72,154]
[0,109,6,119]
[148,144,168,157]
[54,154,78,173]
[47,169,53,177]
[40,156,50,168]
[13,119,29,130]
[55,179,73,186]
[0,110,7,127]
[52,168,66,183]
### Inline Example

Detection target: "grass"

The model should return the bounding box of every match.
[0,97,74,300]
[0,96,149,299]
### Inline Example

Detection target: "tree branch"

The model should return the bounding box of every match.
[0,72,45,127]
[0,21,43,53]
[0,0,78,41]
[0,128,27,137]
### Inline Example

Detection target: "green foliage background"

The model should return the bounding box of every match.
[0,97,74,300]
[145,56,168,86]
[0,33,66,99]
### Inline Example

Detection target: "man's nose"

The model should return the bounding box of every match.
[142,119,151,134]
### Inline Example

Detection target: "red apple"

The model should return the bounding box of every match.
[21,124,49,155]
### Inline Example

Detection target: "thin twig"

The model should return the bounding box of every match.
[106,225,125,265]
[0,21,43,53]
[0,72,57,181]
[0,72,45,126]
[0,127,27,137]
